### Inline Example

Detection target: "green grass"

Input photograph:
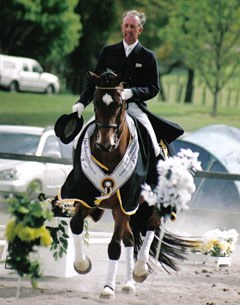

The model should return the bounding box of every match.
[0,91,239,132]
[149,99,240,131]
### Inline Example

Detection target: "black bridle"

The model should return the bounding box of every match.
[94,86,126,150]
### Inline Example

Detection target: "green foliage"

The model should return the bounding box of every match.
[4,192,73,287]
[160,0,240,115]
[139,0,172,50]
[7,194,53,227]
[5,194,54,287]
[6,236,41,289]
[50,196,89,246]
[70,1,118,72]
[108,0,174,53]
[64,0,119,93]
[3,184,89,289]
[47,219,69,260]
[0,0,81,69]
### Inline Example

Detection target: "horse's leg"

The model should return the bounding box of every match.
[122,222,135,295]
[133,208,159,283]
[70,203,92,274]
[100,206,129,299]
[133,230,155,283]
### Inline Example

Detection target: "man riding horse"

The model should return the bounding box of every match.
[53,10,189,299]
[72,9,183,156]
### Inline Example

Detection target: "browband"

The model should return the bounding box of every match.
[96,86,123,90]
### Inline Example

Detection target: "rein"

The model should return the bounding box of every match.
[95,85,125,130]
[95,100,124,130]
[94,85,127,150]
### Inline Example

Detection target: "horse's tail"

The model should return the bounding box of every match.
[133,226,199,272]
[149,228,198,272]
[130,203,199,272]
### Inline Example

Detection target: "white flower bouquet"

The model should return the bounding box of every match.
[196,229,239,257]
[141,148,202,218]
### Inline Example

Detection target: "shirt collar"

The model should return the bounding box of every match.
[123,40,139,52]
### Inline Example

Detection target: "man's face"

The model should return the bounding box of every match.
[121,14,143,45]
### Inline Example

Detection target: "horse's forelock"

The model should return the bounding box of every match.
[88,70,123,89]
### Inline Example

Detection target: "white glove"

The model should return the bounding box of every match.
[72,103,84,118]
[122,89,133,101]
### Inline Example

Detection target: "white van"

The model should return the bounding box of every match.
[0,54,60,94]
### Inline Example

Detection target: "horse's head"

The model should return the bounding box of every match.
[88,70,127,152]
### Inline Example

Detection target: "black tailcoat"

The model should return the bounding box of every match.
[77,41,183,144]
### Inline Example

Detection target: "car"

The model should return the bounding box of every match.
[0,54,60,94]
[0,125,73,198]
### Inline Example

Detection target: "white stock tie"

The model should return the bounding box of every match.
[126,46,132,57]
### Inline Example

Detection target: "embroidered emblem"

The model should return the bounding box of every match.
[101,178,115,194]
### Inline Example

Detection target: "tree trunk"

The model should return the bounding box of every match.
[158,75,165,101]
[212,89,219,117]
[184,68,194,103]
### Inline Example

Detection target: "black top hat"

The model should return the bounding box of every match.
[54,112,83,144]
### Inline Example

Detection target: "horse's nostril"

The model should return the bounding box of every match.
[96,142,100,150]
[98,143,115,152]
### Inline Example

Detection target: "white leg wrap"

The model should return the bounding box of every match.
[138,231,155,263]
[122,247,136,294]
[125,247,134,283]
[105,260,118,290]
[72,233,86,262]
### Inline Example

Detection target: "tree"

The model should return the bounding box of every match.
[133,0,179,101]
[161,0,240,116]
[0,0,81,70]
[68,0,117,93]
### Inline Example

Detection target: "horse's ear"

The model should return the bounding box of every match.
[86,71,100,84]
[116,73,124,87]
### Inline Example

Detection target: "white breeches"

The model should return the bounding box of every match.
[127,103,161,156]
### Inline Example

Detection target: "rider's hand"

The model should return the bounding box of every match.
[122,89,133,101]
[72,103,84,118]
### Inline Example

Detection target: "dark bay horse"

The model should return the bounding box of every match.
[54,70,195,299]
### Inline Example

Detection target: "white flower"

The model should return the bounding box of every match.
[141,183,158,206]
[177,148,202,173]
[141,149,202,218]
[199,229,239,257]
[155,151,199,213]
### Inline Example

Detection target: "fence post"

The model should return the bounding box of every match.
[227,88,232,107]
[176,84,183,103]
[235,89,240,107]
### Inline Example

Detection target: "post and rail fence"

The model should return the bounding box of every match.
[0,152,239,181]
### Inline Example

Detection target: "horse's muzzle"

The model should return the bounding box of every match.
[96,142,116,152]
